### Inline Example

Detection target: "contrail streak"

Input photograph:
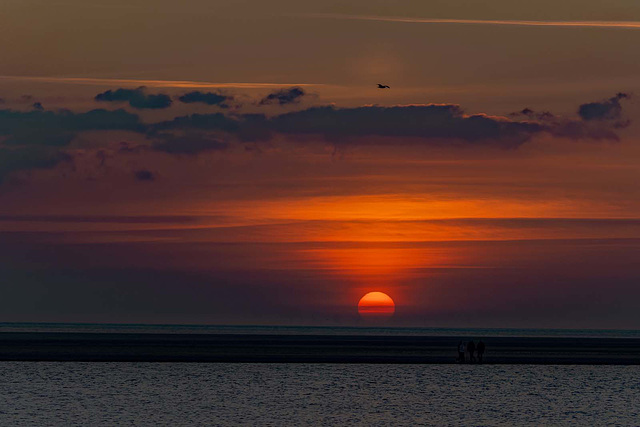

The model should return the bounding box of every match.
[0,76,323,89]
[305,13,640,30]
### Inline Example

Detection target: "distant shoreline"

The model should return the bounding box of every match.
[1,333,638,364]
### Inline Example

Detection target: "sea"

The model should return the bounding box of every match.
[2,322,640,338]
[1,323,639,426]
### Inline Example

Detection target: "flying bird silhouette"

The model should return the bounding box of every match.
[377,84,390,89]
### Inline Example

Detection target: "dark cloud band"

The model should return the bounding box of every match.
[259,87,306,106]
[578,93,630,121]
[178,91,231,107]
[0,93,631,181]
[154,98,628,147]
[95,87,172,109]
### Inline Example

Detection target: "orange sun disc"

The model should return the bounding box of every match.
[358,292,395,318]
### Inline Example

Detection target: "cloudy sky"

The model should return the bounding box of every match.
[1,0,639,327]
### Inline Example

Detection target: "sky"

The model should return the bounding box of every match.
[1,0,639,328]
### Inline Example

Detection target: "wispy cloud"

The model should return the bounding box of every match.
[0,76,323,89]
[305,13,640,30]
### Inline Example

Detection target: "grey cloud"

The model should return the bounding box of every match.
[155,95,629,148]
[133,169,155,181]
[578,93,630,121]
[152,113,239,133]
[546,120,622,141]
[510,108,556,121]
[0,93,631,182]
[259,87,306,106]
[271,95,628,145]
[0,108,143,134]
[0,108,144,147]
[95,87,172,109]
[269,105,544,147]
[0,108,144,182]
[178,91,231,107]
[0,146,71,182]
[151,113,270,142]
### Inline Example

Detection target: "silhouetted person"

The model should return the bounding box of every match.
[457,340,466,363]
[477,340,485,363]
[377,84,390,89]
[467,340,476,363]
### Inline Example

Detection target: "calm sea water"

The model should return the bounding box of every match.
[0,362,638,426]
[1,322,639,338]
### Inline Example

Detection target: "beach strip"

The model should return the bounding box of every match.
[0,333,638,364]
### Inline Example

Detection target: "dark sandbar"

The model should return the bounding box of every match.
[0,333,638,364]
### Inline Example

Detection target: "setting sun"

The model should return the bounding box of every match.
[358,292,396,319]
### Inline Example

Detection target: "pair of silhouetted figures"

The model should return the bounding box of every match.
[457,340,485,363]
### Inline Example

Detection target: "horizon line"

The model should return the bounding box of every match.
[1,320,637,332]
